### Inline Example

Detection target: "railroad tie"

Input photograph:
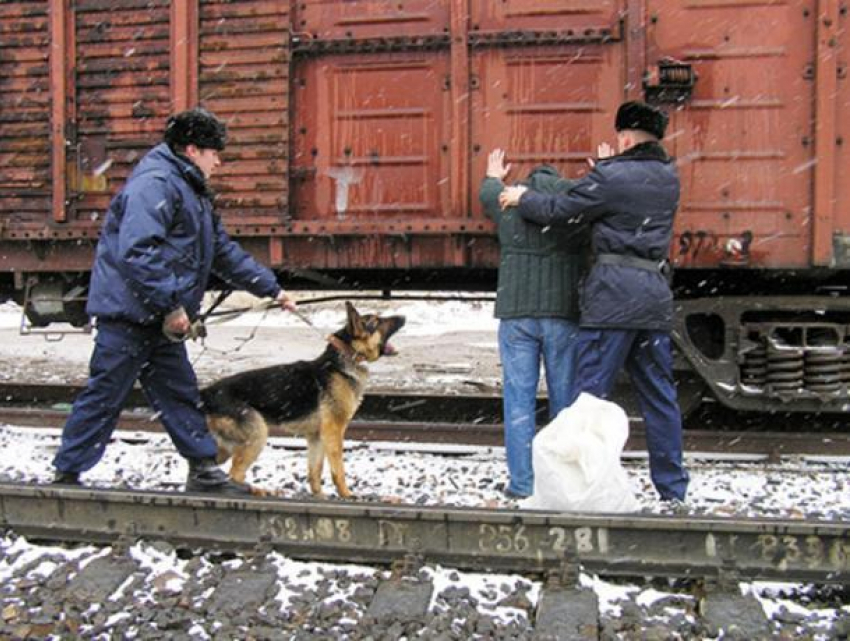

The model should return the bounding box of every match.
[206,567,279,616]
[698,556,771,639]
[700,591,771,640]
[366,553,433,622]
[533,544,599,640]
[66,556,138,605]
[534,588,599,640]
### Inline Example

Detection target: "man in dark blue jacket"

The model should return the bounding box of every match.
[52,108,296,495]
[499,101,689,502]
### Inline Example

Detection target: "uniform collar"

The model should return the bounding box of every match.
[153,143,213,197]
[617,141,671,163]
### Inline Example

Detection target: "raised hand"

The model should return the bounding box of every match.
[588,141,616,168]
[486,149,512,181]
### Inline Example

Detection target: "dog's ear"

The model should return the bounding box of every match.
[345,301,365,335]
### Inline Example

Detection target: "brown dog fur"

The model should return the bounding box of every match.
[200,302,405,498]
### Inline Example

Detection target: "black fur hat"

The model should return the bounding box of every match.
[615,101,668,139]
[164,108,226,151]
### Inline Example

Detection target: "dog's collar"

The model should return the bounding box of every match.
[327,335,367,363]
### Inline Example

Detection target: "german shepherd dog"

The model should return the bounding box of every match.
[200,302,405,498]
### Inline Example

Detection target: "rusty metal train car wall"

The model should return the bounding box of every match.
[0,0,848,413]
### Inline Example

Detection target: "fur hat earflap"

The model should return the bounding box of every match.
[615,101,668,139]
[164,108,227,151]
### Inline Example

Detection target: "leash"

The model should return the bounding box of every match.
[287,307,327,339]
[198,288,234,322]
[201,299,279,327]
[201,300,328,339]
[204,292,494,315]
[186,291,497,344]
[166,296,277,345]
[184,298,282,365]
[178,297,327,348]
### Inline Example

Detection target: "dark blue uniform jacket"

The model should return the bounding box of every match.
[86,143,281,324]
[517,142,678,331]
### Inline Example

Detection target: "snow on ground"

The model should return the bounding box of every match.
[212,294,499,335]
[2,528,847,640]
[0,293,499,333]
[0,426,848,521]
[0,295,503,393]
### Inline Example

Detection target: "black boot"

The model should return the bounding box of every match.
[185,458,252,496]
[52,470,81,486]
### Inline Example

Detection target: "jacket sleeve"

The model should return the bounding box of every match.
[478,177,504,221]
[517,167,609,227]
[210,216,281,299]
[115,174,183,315]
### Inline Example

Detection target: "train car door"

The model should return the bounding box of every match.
[468,0,626,220]
[648,0,818,269]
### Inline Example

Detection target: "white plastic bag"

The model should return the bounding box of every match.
[522,392,639,513]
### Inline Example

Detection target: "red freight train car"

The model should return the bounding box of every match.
[1,0,848,413]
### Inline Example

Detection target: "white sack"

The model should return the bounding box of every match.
[522,392,639,513]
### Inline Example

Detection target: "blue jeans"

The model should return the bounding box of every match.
[498,317,579,497]
[569,328,689,501]
[53,321,219,473]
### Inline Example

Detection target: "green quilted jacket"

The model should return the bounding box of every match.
[479,165,587,320]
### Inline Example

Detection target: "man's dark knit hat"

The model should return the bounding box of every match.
[164,108,227,151]
[615,101,668,139]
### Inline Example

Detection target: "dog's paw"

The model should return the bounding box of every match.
[248,486,284,498]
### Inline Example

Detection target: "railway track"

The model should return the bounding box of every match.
[2,482,847,586]
[5,485,844,640]
[1,383,849,457]
[2,385,848,637]
[1,482,847,638]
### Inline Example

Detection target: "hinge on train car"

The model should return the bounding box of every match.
[643,58,696,104]
[293,25,621,56]
[467,24,622,48]
[292,34,451,56]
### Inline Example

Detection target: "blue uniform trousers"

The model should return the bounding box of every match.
[53,321,218,473]
[569,328,689,501]
[498,317,579,497]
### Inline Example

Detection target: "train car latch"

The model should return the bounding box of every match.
[644,59,697,104]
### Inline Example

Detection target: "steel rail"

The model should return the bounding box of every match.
[5,382,850,432]
[0,383,505,422]
[2,383,850,456]
[1,406,849,457]
[0,483,846,585]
